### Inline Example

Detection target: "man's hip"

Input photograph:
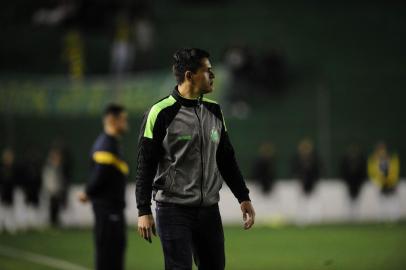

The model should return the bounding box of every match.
[156,202,225,270]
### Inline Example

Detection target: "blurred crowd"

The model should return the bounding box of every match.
[32,0,155,80]
[251,139,401,222]
[223,45,288,99]
[0,137,401,232]
[0,140,73,232]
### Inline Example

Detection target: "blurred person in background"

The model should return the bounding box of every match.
[251,141,276,195]
[20,145,43,227]
[42,146,66,227]
[340,144,367,221]
[32,0,86,80]
[222,45,255,119]
[257,49,288,95]
[0,148,17,206]
[292,138,321,196]
[22,146,42,208]
[53,139,74,210]
[368,142,400,221]
[292,138,321,224]
[78,104,129,270]
[223,45,255,101]
[133,14,155,70]
[0,148,18,233]
[135,48,255,270]
[111,12,134,77]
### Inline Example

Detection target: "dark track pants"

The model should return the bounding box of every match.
[93,205,126,270]
[156,203,225,270]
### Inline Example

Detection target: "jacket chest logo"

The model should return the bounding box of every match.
[210,128,220,143]
[178,134,192,141]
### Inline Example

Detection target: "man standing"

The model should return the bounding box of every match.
[78,104,129,270]
[0,148,18,232]
[135,48,255,270]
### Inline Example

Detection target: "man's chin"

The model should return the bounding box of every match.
[203,87,214,94]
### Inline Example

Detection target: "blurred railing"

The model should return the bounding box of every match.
[0,180,405,231]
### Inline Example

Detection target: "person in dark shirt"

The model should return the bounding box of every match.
[21,146,42,208]
[291,138,321,224]
[341,144,367,220]
[251,141,276,195]
[0,148,18,233]
[51,139,74,209]
[78,103,129,270]
[292,138,320,196]
[0,148,17,207]
[341,144,366,200]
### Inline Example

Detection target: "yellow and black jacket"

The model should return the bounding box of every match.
[86,132,129,210]
[368,153,400,191]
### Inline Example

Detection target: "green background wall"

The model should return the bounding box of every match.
[0,0,405,181]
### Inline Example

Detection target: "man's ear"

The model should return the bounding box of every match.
[185,71,193,82]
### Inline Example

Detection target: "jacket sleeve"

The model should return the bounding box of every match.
[216,109,250,203]
[135,110,164,216]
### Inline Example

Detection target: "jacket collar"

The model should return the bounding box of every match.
[171,86,202,107]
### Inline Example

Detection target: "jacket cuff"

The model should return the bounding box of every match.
[237,193,251,204]
[138,206,152,217]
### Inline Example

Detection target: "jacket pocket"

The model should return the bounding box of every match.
[164,166,176,193]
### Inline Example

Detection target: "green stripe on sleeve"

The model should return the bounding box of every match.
[220,108,227,132]
[144,95,176,139]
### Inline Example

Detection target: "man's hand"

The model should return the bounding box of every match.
[241,201,255,230]
[138,214,157,243]
[77,191,89,203]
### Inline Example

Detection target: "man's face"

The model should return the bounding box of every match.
[106,112,129,135]
[116,112,129,134]
[191,58,215,94]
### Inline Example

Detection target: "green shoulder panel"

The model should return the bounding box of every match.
[143,95,176,139]
[202,97,218,104]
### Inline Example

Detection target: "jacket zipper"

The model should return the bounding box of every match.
[194,104,204,205]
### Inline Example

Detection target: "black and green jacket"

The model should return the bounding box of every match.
[135,86,250,216]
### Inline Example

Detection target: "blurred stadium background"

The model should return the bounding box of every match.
[0,0,405,269]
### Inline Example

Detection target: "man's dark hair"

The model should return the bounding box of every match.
[172,48,210,84]
[103,103,125,117]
